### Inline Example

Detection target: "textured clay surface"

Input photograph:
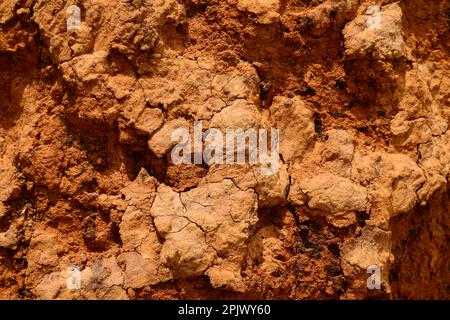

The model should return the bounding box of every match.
[0,0,449,299]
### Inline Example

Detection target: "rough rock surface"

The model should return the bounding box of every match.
[0,0,448,300]
[343,3,406,60]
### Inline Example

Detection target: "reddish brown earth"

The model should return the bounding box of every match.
[0,0,448,299]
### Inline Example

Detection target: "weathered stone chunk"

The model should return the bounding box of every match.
[148,118,190,157]
[343,3,406,60]
[237,0,280,24]
[270,96,314,162]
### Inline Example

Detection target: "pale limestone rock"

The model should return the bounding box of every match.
[33,271,65,300]
[120,206,154,251]
[62,50,109,82]
[107,74,136,100]
[118,169,172,288]
[69,25,96,57]
[417,132,450,203]
[32,0,183,66]
[119,169,156,251]
[294,0,357,37]
[417,171,447,206]
[118,252,157,289]
[181,180,258,238]
[352,152,426,228]
[148,0,186,26]
[148,118,190,157]
[118,228,172,289]
[248,225,285,276]
[388,62,449,206]
[32,257,128,300]
[151,184,188,238]
[390,63,448,151]
[138,75,185,110]
[343,3,405,60]
[270,96,314,162]
[139,57,259,120]
[341,226,394,292]
[206,262,247,292]
[419,132,450,178]
[28,228,64,267]
[0,157,21,219]
[206,163,289,208]
[121,88,146,124]
[391,113,432,147]
[95,286,128,300]
[151,184,207,279]
[237,0,280,24]
[120,168,158,212]
[91,257,124,288]
[211,71,259,102]
[342,226,393,270]
[208,99,262,130]
[54,257,128,299]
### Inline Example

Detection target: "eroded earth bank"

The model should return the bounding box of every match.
[0,0,449,299]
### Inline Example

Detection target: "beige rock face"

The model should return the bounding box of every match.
[151,179,258,291]
[28,228,64,268]
[0,0,17,24]
[321,129,355,177]
[134,108,164,136]
[150,184,187,238]
[209,99,262,130]
[391,112,432,147]
[270,96,315,162]
[248,225,285,276]
[0,227,18,249]
[120,88,164,136]
[206,162,289,208]
[0,158,20,219]
[352,152,426,228]
[417,131,450,203]
[31,256,128,300]
[299,174,368,227]
[139,57,260,121]
[237,0,280,24]
[81,257,127,300]
[342,226,393,271]
[343,3,406,60]
[0,0,448,301]
[390,62,449,149]
[341,225,394,294]
[148,118,190,157]
[62,50,110,82]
